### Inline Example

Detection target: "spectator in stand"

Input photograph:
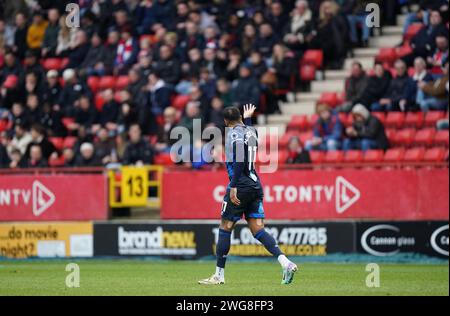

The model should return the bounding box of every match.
[402,0,448,34]
[23,71,43,103]
[241,24,258,58]
[134,0,156,35]
[12,12,28,60]
[253,23,278,60]
[0,141,9,168]
[231,65,260,108]
[360,63,392,110]
[146,72,173,131]
[427,34,449,74]
[306,104,342,151]
[248,51,268,81]
[26,11,48,53]
[42,70,61,107]
[22,50,45,85]
[57,69,91,117]
[0,74,21,110]
[25,94,42,125]
[75,142,100,167]
[286,136,311,164]
[72,95,97,134]
[122,123,154,165]
[79,33,109,77]
[208,96,225,129]
[283,0,314,55]
[216,78,232,108]
[338,61,369,112]
[103,29,120,75]
[404,10,448,66]
[401,57,434,111]
[178,101,201,137]
[342,0,376,48]
[267,1,289,35]
[94,128,118,165]
[23,144,48,168]
[417,58,449,112]
[271,44,296,98]
[371,60,411,112]
[24,124,57,161]
[8,122,32,156]
[55,15,76,57]
[1,51,22,85]
[225,48,242,82]
[7,148,22,169]
[310,0,349,69]
[155,106,177,152]
[63,147,76,167]
[41,8,60,58]
[114,27,139,75]
[153,44,181,85]
[9,102,28,128]
[66,30,90,70]
[343,104,389,152]
[97,89,120,133]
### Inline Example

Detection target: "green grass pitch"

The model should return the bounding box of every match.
[0,260,448,296]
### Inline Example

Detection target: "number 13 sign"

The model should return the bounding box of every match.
[120,167,149,207]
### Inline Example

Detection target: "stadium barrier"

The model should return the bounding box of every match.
[1,221,447,259]
[161,168,449,220]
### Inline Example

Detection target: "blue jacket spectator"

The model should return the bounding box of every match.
[231,65,260,107]
[306,104,343,151]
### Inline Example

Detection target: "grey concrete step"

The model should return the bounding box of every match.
[255,123,286,135]
[281,101,316,115]
[311,79,345,93]
[383,25,403,36]
[353,47,380,58]
[325,70,348,80]
[267,114,293,125]
[369,34,402,47]
[295,92,322,102]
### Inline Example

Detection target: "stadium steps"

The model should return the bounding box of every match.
[311,79,345,93]
[280,101,316,115]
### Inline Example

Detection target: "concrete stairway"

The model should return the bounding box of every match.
[258,16,406,137]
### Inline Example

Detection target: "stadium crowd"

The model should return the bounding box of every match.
[0,0,448,169]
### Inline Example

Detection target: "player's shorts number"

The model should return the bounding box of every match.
[121,167,149,206]
[221,201,228,215]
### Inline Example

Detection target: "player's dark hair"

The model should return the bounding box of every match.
[223,106,241,123]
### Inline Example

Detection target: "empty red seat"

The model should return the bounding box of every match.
[153,153,174,165]
[318,92,338,107]
[424,147,446,162]
[300,64,316,82]
[95,93,105,111]
[414,128,436,146]
[344,150,363,163]
[309,151,325,164]
[301,50,323,68]
[42,58,63,70]
[385,129,397,144]
[172,94,190,110]
[376,48,397,65]
[385,112,406,129]
[115,76,130,90]
[372,112,386,125]
[404,23,424,42]
[324,150,344,163]
[278,150,289,164]
[87,76,100,93]
[395,45,413,58]
[424,111,446,126]
[404,111,424,128]
[393,128,416,146]
[98,76,116,90]
[434,130,449,146]
[63,137,77,149]
[287,115,309,131]
[363,150,384,163]
[49,137,64,151]
[403,147,426,162]
[384,148,405,163]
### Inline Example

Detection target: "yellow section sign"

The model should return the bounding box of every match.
[0,222,93,258]
[120,167,149,207]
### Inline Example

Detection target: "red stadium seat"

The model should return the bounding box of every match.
[404,111,424,128]
[384,148,405,163]
[309,151,325,164]
[372,112,386,125]
[344,150,363,163]
[414,128,436,147]
[95,93,105,111]
[336,91,346,105]
[300,64,316,82]
[172,94,191,110]
[424,147,446,162]
[385,112,406,129]
[287,115,309,131]
[363,150,384,163]
[376,48,397,65]
[434,130,449,147]
[279,132,300,148]
[87,76,100,93]
[403,147,426,162]
[393,128,416,146]
[395,45,413,58]
[48,155,65,167]
[299,131,313,145]
[404,23,424,42]
[318,92,338,107]
[49,137,64,151]
[98,76,116,90]
[338,112,349,127]
[324,150,344,163]
[42,58,63,70]
[301,50,323,68]
[278,150,289,164]
[424,111,446,127]
[61,58,69,69]
[115,76,130,90]
[63,137,78,149]
[61,117,75,130]
[153,153,174,165]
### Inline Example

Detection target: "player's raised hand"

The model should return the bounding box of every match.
[243,104,256,119]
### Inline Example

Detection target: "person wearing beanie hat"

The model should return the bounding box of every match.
[343,104,389,152]
[305,103,343,151]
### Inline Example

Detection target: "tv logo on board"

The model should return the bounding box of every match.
[0,181,55,217]
[213,176,361,214]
